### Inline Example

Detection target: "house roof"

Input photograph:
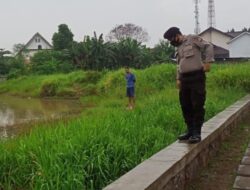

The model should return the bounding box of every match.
[199,27,233,38]
[24,32,53,49]
[227,32,250,44]
[226,31,244,38]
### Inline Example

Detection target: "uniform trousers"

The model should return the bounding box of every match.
[179,70,206,135]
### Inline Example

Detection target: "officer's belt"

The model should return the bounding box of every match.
[180,69,205,82]
[181,69,204,78]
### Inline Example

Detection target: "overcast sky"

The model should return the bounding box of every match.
[0,0,249,51]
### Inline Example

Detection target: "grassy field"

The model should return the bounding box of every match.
[0,63,249,190]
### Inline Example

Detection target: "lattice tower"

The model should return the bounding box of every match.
[194,0,201,34]
[208,0,216,28]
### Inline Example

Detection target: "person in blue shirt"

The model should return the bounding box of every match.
[125,66,136,110]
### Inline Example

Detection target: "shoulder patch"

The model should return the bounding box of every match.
[197,37,203,41]
[192,35,203,42]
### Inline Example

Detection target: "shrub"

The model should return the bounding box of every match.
[152,40,175,63]
[7,68,24,79]
[98,69,125,93]
[30,50,74,74]
[40,79,59,97]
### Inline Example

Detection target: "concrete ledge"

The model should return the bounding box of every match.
[233,176,250,190]
[246,149,250,156]
[234,143,250,189]
[237,165,250,177]
[104,95,250,190]
[242,157,250,165]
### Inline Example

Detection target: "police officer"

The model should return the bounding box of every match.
[164,27,214,143]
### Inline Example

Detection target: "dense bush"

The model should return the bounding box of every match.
[3,35,174,77]
[71,33,116,70]
[30,50,74,74]
[152,40,175,63]
[40,79,59,97]
[0,58,9,75]
[69,34,174,72]
[38,71,102,97]
[111,38,153,69]
[0,55,26,78]
[71,34,155,71]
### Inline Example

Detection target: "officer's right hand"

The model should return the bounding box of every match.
[203,63,211,72]
[176,80,181,89]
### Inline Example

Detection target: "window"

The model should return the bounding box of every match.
[35,38,40,43]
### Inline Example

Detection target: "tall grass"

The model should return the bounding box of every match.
[0,62,249,190]
[0,71,102,98]
[208,63,250,91]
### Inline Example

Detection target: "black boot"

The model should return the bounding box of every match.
[178,126,192,140]
[188,127,201,144]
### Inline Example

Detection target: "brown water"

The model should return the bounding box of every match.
[0,95,83,139]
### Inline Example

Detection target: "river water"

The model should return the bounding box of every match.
[0,95,83,139]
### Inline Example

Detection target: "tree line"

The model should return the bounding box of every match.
[228,27,250,33]
[0,23,174,78]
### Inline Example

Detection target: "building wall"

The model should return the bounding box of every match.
[229,34,250,58]
[26,35,52,50]
[22,34,52,63]
[200,30,232,50]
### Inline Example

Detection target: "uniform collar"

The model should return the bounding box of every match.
[177,35,188,47]
[182,35,188,43]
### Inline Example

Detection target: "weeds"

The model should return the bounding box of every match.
[0,62,249,189]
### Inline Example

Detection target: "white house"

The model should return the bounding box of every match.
[20,32,53,62]
[228,32,250,58]
[199,27,233,59]
[199,27,233,50]
[199,27,250,59]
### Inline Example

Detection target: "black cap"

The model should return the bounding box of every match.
[163,27,181,40]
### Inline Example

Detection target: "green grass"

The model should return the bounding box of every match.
[0,63,249,190]
[209,63,250,91]
[0,70,102,98]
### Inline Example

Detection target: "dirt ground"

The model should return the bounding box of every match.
[186,118,250,190]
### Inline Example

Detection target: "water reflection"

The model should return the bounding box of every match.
[0,95,83,139]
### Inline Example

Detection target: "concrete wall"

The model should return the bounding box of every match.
[104,95,250,190]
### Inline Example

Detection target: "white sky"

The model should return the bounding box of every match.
[0,0,249,51]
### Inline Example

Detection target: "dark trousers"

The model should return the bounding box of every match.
[179,70,206,135]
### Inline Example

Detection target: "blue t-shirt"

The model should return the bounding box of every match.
[126,73,136,87]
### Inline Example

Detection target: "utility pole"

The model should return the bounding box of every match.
[194,0,201,34]
[208,0,216,28]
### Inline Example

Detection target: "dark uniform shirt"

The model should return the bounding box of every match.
[176,35,214,79]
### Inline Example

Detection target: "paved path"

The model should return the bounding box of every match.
[233,142,250,190]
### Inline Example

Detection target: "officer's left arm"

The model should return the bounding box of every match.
[193,36,214,72]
